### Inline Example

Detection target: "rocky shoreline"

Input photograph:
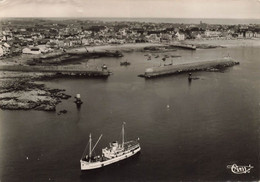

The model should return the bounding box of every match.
[27,50,123,66]
[0,78,71,111]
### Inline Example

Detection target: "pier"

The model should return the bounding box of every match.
[0,65,110,77]
[140,57,239,78]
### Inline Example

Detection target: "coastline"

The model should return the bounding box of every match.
[184,38,260,48]
[1,39,259,66]
[65,39,260,54]
[0,77,71,111]
[0,39,258,112]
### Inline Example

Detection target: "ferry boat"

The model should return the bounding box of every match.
[80,123,141,170]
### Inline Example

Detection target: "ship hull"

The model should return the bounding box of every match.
[80,146,141,170]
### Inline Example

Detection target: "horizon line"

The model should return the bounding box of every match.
[0,17,260,20]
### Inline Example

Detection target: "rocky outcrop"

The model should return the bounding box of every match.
[0,79,71,111]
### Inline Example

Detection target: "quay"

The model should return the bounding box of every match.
[140,57,239,78]
[0,65,110,77]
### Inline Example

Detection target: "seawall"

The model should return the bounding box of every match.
[141,57,239,78]
[0,65,110,78]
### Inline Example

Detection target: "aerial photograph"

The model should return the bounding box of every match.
[0,0,259,181]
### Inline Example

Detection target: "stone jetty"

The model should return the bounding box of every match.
[140,57,239,78]
[0,65,110,78]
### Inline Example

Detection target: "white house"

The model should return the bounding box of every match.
[176,32,185,41]
[119,29,127,36]
[146,34,160,43]
[3,43,10,49]
[245,31,254,38]
[1,43,11,55]
[37,45,49,53]
[204,30,222,37]
[254,32,260,38]
[238,32,244,38]
[82,38,90,45]
[22,47,41,54]
[0,46,4,56]
[196,33,202,39]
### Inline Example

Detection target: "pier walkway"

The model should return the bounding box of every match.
[141,57,239,78]
[0,65,110,77]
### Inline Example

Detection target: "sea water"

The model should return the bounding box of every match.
[0,45,259,181]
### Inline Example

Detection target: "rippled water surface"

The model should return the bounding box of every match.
[0,46,259,182]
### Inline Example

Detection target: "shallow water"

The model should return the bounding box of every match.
[0,46,259,182]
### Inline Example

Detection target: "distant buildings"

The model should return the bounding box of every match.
[204,30,222,38]
[0,18,259,57]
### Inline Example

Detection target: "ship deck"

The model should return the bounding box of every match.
[123,140,140,150]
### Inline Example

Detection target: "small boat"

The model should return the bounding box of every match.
[120,61,131,66]
[171,55,181,58]
[164,63,173,66]
[164,59,173,66]
[80,123,141,170]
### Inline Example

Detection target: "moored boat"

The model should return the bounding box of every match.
[120,61,131,66]
[80,123,141,170]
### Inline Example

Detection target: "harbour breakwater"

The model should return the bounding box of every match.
[0,49,120,112]
[0,64,110,111]
[140,57,239,78]
[0,65,110,78]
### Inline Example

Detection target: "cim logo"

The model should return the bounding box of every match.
[227,164,254,174]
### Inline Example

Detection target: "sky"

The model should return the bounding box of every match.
[0,0,260,19]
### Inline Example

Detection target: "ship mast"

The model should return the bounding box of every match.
[122,122,125,147]
[89,133,92,161]
[91,134,103,153]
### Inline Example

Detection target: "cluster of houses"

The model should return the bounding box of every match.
[0,19,260,57]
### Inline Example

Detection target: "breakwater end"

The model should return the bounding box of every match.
[140,57,239,78]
